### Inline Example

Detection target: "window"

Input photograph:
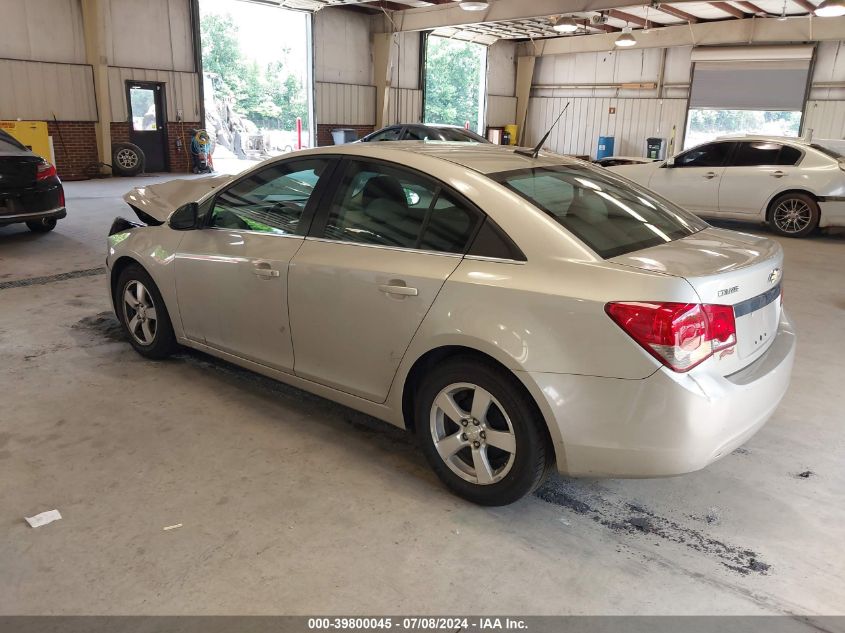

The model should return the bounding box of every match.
[323,160,480,253]
[434,127,488,143]
[0,130,27,152]
[730,142,802,167]
[491,165,707,259]
[404,127,429,141]
[674,142,736,168]
[209,158,329,234]
[367,127,402,142]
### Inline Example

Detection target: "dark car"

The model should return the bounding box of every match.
[360,124,490,144]
[0,129,66,233]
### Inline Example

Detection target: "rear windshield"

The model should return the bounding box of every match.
[810,143,845,160]
[0,129,28,152]
[490,165,707,259]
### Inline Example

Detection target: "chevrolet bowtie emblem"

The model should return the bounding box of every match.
[768,268,781,284]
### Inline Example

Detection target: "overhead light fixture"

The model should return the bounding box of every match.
[614,26,637,47]
[459,1,490,10]
[553,16,579,33]
[814,0,845,16]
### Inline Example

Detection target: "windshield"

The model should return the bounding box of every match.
[490,165,708,259]
[436,127,488,143]
[0,130,29,153]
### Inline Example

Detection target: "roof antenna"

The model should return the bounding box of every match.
[515,101,570,159]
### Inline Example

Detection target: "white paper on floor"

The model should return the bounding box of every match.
[25,509,62,528]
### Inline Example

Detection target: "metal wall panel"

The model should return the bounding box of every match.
[0,0,86,64]
[316,82,376,125]
[0,60,96,121]
[108,67,201,123]
[313,9,372,85]
[385,88,422,125]
[803,101,845,139]
[104,0,195,72]
[525,97,688,159]
[487,95,517,127]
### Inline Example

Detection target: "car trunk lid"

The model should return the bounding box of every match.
[611,227,784,374]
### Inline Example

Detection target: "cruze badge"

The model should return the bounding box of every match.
[717,286,739,297]
[768,268,781,284]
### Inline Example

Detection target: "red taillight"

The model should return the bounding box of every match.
[36,160,57,181]
[606,301,737,372]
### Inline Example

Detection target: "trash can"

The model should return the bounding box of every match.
[504,124,519,146]
[646,137,666,160]
[331,128,357,145]
[596,136,615,160]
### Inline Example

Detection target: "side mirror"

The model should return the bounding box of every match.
[664,156,676,168]
[169,202,199,230]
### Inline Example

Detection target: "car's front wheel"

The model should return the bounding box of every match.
[116,264,177,359]
[769,192,819,238]
[415,358,552,506]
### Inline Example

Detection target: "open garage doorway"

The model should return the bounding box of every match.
[199,0,313,174]
[423,35,487,135]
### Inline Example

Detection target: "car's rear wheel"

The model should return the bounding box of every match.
[769,192,819,238]
[415,358,551,506]
[116,264,177,359]
[26,218,57,233]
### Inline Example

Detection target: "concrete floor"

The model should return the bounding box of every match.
[1,176,844,615]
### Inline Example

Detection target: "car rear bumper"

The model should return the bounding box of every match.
[819,199,845,228]
[528,313,796,477]
[0,206,66,226]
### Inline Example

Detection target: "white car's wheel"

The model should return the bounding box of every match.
[769,192,819,238]
[415,357,552,505]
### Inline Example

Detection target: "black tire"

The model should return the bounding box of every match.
[415,357,552,506]
[112,142,145,177]
[115,264,177,359]
[768,192,819,238]
[26,217,57,233]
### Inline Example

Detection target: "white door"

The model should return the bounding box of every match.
[648,141,737,215]
[288,158,483,402]
[175,157,333,372]
[718,141,804,217]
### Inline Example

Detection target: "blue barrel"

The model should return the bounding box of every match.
[596,136,615,160]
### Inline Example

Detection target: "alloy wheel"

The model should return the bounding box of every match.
[122,280,158,345]
[116,148,139,169]
[429,382,517,485]
[773,198,812,234]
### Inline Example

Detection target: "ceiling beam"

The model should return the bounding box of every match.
[653,3,700,22]
[374,0,715,33]
[735,1,767,13]
[607,8,665,27]
[361,0,413,10]
[519,14,845,56]
[709,1,749,18]
[790,0,817,12]
[583,20,622,32]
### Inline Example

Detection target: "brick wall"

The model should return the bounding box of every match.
[316,124,375,147]
[167,122,200,173]
[47,121,99,181]
[110,121,130,145]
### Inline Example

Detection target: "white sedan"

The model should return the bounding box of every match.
[609,136,845,238]
[107,142,795,505]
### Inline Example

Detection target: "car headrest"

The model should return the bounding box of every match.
[362,175,408,211]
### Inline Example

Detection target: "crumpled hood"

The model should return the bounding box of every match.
[122,174,233,223]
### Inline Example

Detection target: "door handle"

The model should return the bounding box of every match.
[703,172,717,179]
[378,283,418,297]
[253,262,280,279]
[770,170,785,178]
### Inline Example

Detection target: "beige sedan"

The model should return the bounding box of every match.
[106,142,795,505]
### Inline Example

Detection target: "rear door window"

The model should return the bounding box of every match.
[366,127,403,142]
[491,165,707,259]
[321,160,481,253]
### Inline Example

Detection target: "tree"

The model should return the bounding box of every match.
[199,12,308,131]
[424,37,484,132]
